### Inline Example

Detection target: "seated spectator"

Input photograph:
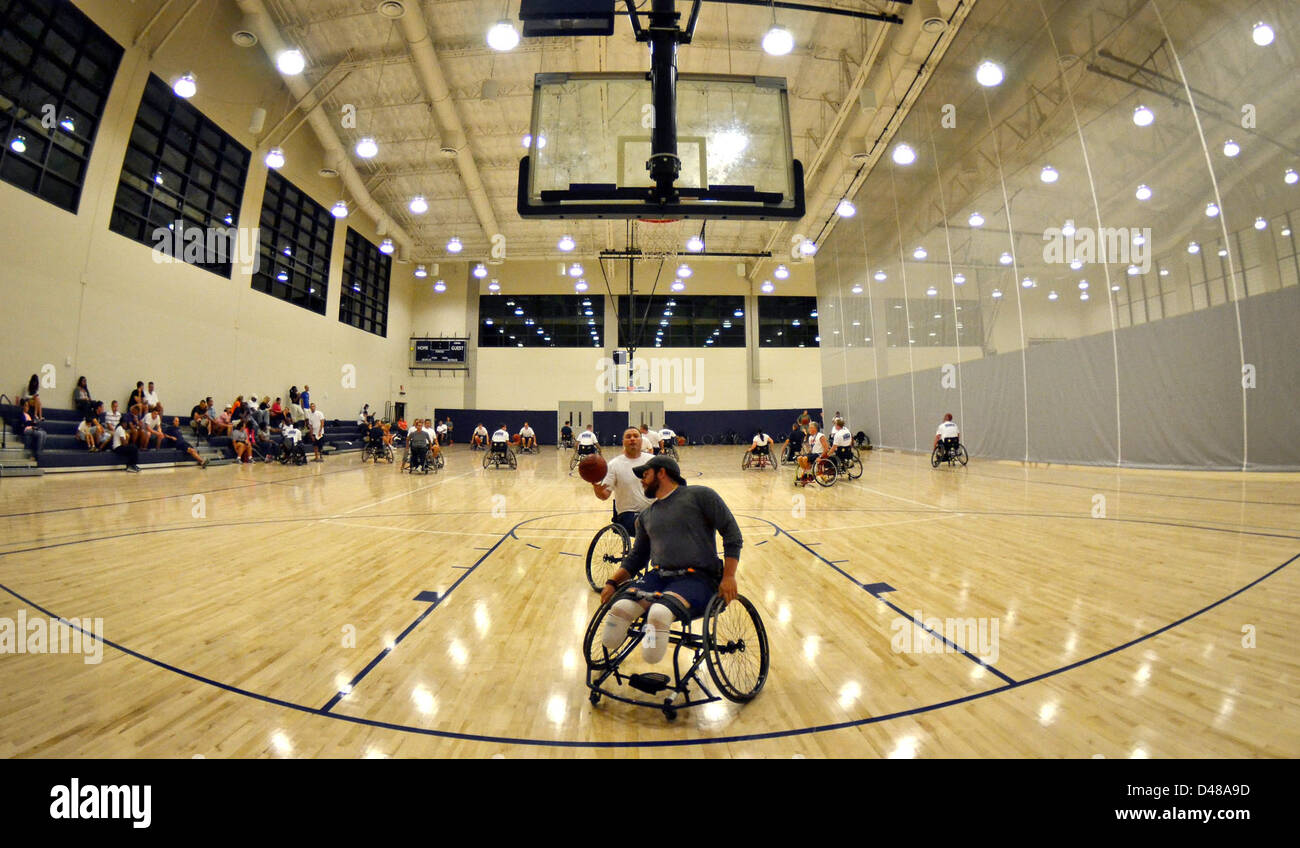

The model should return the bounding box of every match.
[143,381,159,408]
[142,404,166,449]
[77,415,110,451]
[20,374,43,420]
[357,405,371,436]
[128,381,145,412]
[394,416,407,445]
[190,399,212,436]
[230,418,253,463]
[229,395,247,421]
[103,400,122,433]
[20,400,46,456]
[269,397,286,428]
[111,416,140,472]
[288,399,306,428]
[162,417,207,467]
[73,376,96,418]
[211,405,233,437]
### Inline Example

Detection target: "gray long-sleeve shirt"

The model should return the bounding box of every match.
[623,484,742,585]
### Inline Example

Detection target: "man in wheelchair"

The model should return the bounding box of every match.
[363,417,391,463]
[407,419,433,472]
[598,456,742,666]
[831,417,855,469]
[746,429,774,465]
[489,423,511,459]
[518,421,537,452]
[934,413,960,460]
[575,424,600,458]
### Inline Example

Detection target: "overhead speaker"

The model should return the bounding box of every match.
[248,107,266,135]
[520,0,615,37]
[481,79,500,100]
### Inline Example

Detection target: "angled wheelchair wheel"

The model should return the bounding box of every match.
[847,456,863,479]
[507,450,517,469]
[482,452,492,469]
[569,452,580,471]
[585,523,630,592]
[741,453,752,470]
[583,591,643,671]
[814,456,837,487]
[767,453,779,471]
[384,444,394,464]
[957,445,969,466]
[433,452,445,471]
[930,446,942,468]
[703,594,769,703]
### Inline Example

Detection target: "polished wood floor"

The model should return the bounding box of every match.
[1,444,1297,758]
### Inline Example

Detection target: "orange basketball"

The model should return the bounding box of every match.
[578,453,607,483]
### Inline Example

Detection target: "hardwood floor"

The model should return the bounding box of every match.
[1,445,1296,757]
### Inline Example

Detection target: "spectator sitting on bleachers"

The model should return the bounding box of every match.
[77,415,109,451]
[230,417,253,464]
[211,405,233,437]
[253,397,271,431]
[111,416,140,473]
[20,374,43,420]
[270,398,286,428]
[128,381,145,412]
[162,417,207,467]
[103,400,122,434]
[190,399,212,436]
[20,400,46,456]
[142,404,166,449]
[143,381,159,409]
[229,395,247,421]
[73,376,96,418]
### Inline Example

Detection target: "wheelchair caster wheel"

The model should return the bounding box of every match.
[589,691,601,706]
[662,706,677,722]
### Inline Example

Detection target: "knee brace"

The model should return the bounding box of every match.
[601,599,642,652]
[641,603,676,664]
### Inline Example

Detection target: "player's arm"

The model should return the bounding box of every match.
[602,518,650,603]
[701,489,743,602]
[593,471,613,500]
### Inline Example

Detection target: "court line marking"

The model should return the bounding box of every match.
[749,514,1017,685]
[2,544,1293,749]
[3,505,1297,747]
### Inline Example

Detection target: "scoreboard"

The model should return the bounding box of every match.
[411,338,468,368]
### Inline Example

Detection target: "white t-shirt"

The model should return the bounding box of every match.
[77,420,95,439]
[112,425,127,449]
[640,433,655,453]
[577,430,598,446]
[143,390,159,407]
[659,428,676,443]
[937,421,960,439]
[808,431,829,456]
[281,424,301,445]
[307,409,325,437]
[601,453,655,516]
[752,433,771,447]
[520,426,535,439]
[492,428,509,443]
[437,423,449,437]
[144,412,161,430]
[832,426,852,447]
[474,425,487,437]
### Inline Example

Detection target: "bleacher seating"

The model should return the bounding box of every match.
[0,404,364,472]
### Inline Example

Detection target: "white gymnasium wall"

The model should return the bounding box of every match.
[1,1,408,420]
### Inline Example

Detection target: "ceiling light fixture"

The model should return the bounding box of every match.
[473,263,488,278]
[331,200,349,218]
[1135,184,1152,201]
[173,72,197,98]
[774,264,790,279]
[836,199,856,218]
[762,25,794,56]
[557,234,575,252]
[379,238,394,255]
[409,195,428,214]
[1253,22,1275,46]
[1132,105,1154,126]
[892,143,916,165]
[446,236,462,253]
[276,49,306,75]
[1222,139,1240,158]
[968,212,984,227]
[975,60,1004,87]
[265,148,285,169]
[355,137,379,158]
[486,20,520,51]
[1040,165,1059,183]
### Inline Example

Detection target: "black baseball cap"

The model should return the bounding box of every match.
[631,455,685,484]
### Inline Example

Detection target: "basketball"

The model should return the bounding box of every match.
[578,453,607,483]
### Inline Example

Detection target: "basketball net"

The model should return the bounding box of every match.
[633,218,684,264]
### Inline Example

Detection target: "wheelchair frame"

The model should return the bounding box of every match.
[407,445,444,474]
[741,449,778,471]
[930,440,969,468]
[483,445,517,469]
[569,444,602,471]
[584,588,769,721]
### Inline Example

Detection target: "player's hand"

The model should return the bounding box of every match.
[600,582,617,605]
[593,483,611,498]
[718,575,738,604]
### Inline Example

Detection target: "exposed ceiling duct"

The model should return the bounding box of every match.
[233,0,415,256]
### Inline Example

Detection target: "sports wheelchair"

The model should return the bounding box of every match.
[584,585,769,721]
[277,438,308,466]
[569,444,602,471]
[829,446,863,480]
[741,447,778,471]
[483,444,517,469]
[794,453,839,487]
[362,435,394,464]
[585,522,630,592]
[658,440,679,460]
[407,445,444,474]
[517,439,540,455]
[931,438,968,468]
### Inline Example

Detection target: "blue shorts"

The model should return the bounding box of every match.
[613,509,639,537]
[628,570,716,619]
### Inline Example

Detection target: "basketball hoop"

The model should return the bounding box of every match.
[633,218,684,262]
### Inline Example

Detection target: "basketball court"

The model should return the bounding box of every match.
[1,0,1298,772]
